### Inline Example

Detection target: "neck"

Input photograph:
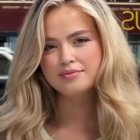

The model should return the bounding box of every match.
[53,91,100,137]
[58,93,97,123]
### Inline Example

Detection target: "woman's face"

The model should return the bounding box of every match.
[40,5,102,97]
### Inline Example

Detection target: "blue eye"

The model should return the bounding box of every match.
[74,37,90,46]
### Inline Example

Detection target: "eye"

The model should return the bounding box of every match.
[73,37,90,46]
[44,44,57,51]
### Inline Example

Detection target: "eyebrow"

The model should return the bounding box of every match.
[67,30,91,39]
[45,30,91,42]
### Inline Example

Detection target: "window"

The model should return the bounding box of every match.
[128,35,140,76]
[0,54,11,75]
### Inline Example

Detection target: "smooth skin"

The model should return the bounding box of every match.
[40,5,102,140]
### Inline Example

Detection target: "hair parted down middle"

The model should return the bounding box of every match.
[0,0,140,140]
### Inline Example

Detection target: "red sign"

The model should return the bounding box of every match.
[0,2,32,32]
[109,3,140,34]
[0,2,140,35]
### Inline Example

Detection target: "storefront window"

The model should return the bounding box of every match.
[128,35,140,70]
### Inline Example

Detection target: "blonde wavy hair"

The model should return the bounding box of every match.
[0,0,140,140]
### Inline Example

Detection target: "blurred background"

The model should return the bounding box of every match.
[0,0,140,98]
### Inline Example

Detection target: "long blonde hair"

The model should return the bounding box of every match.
[0,0,140,140]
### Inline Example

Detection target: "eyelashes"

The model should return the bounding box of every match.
[44,37,90,52]
[73,37,90,46]
[44,44,57,51]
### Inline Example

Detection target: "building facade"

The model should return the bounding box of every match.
[0,0,140,69]
[106,0,140,2]
[108,2,140,69]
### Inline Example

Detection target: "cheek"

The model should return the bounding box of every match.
[40,55,55,75]
[90,48,102,64]
[40,55,60,90]
[82,47,102,81]
[80,45,102,66]
[84,46,102,82]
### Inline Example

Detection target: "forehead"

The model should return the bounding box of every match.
[44,5,97,33]
[46,4,85,16]
[45,5,89,22]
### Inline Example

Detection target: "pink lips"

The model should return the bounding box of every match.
[59,69,83,80]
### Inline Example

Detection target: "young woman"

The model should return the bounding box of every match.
[0,0,140,140]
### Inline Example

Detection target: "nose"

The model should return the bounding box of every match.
[60,44,76,65]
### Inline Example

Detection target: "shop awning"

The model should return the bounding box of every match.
[0,2,32,32]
